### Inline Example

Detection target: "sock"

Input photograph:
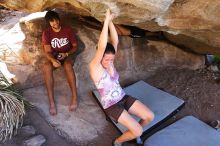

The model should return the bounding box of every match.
[113,140,122,146]
[136,137,143,144]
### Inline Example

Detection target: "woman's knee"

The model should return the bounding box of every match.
[148,111,155,121]
[132,124,143,137]
[145,111,154,122]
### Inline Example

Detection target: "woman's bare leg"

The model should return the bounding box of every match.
[128,100,154,127]
[127,100,154,144]
[114,110,143,144]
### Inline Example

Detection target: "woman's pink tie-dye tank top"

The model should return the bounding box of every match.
[95,67,125,109]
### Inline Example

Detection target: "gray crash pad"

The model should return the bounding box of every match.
[144,116,220,146]
[92,80,184,133]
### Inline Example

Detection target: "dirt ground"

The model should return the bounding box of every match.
[145,65,220,128]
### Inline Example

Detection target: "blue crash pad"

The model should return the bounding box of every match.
[144,116,220,146]
[92,80,184,133]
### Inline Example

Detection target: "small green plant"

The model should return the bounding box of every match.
[0,72,30,142]
[214,55,220,62]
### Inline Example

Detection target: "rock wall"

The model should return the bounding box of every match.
[1,0,220,54]
[0,11,204,95]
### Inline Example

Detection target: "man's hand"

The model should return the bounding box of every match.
[51,59,61,68]
[57,53,68,60]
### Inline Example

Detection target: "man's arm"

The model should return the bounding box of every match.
[66,42,77,56]
[42,30,61,67]
[44,45,55,62]
[65,28,78,57]
[44,45,61,67]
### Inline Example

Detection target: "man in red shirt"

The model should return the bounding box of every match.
[42,10,77,115]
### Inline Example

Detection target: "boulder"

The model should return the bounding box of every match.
[0,0,220,54]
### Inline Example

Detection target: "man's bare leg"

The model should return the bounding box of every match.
[63,58,77,111]
[42,61,57,115]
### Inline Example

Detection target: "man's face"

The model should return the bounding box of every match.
[49,18,60,30]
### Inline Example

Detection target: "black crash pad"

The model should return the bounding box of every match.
[92,80,184,134]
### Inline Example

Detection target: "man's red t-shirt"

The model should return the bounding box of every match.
[42,26,76,53]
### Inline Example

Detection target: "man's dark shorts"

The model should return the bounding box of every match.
[53,52,66,65]
[104,95,137,123]
[53,52,76,65]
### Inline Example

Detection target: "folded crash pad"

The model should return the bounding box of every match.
[144,116,220,146]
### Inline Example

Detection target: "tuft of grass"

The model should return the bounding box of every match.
[0,71,32,142]
[0,91,25,142]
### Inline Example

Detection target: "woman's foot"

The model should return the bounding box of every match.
[49,105,57,116]
[113,143,122,146]
[136,136,143,145]
[112,139,122,146]
[69,97,77,112]
[211,120,220,129]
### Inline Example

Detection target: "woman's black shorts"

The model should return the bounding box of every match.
[104,95,137,123]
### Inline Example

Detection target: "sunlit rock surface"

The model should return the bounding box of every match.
[0,11,204,92]
[0,5,206,145]
[1,0,220,54]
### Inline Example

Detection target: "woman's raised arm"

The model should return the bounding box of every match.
[108,20,118,52]
[89,9,113,67]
